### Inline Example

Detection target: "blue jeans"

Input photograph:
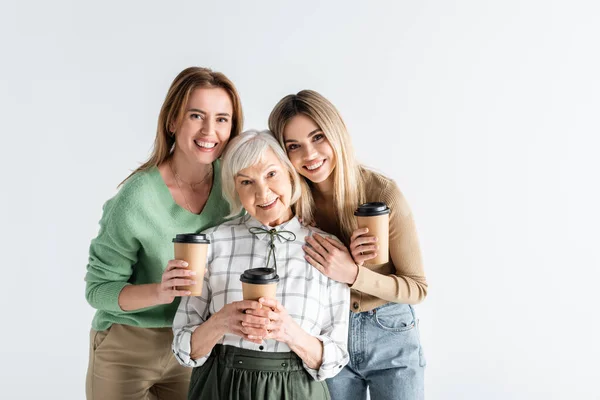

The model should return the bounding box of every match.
[326,303,426,400]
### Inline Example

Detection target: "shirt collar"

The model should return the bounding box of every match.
[243,214,301,243]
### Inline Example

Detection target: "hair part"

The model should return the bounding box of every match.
[120,66,243,186]
[221,129,302,218]
[268,90,366,244]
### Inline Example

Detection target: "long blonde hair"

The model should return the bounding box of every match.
[121,67,243,185]
[268,90,366,244]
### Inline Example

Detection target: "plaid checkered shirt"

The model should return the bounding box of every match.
[172,214,350,381]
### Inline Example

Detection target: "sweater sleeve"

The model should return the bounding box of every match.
[350,180,428,304]
[85,197,140,313]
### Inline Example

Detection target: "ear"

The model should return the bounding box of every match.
[168,120,177,135]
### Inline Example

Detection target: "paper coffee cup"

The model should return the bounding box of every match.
[240,268,279,301]
[173,233,210,296]
[354,202,390,265]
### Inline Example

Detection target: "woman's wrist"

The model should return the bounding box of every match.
[285,319,306,347]
[118,283,163,311]
[287,327,323,370]
[210,308,228,337]
[347,263,360,285]
[190,316,225,359]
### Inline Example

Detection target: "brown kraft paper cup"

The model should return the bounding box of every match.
[355,202,390,265]
[240,268,279,301]
[173,233,210,296]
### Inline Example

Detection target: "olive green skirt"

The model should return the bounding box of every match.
[188,344,330,400]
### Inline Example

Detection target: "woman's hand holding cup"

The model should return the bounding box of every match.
[156,259,197,304]
[245,298,303,345]
[215,300,270,344]
[349,227,379,266]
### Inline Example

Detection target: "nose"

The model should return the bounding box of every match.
[201,118,215,135]
[256,181,271,200]
[301,143,318,161]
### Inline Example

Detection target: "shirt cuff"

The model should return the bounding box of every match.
[302,335,349,381]
[172,325,210,368]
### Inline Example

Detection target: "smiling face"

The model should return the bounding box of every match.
[235,148,294,227]
[282,114,336,185]
[173,87,233,164]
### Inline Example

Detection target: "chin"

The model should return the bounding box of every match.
[194,153,220,164]
[304,173,328,183]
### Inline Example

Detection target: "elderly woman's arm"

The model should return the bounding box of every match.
[259,279,350,381]
[172,272,269,367]
[172,282,215,367]
[305,279,351,380]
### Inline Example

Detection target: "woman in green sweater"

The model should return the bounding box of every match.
[84,67,243,400]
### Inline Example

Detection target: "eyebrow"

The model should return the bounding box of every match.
[236,164,279,178]
[284,128,321,143]
[187,108,231,117]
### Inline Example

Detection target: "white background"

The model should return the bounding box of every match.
[1,1,599,399]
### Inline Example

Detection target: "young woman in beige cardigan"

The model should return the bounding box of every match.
[269,90,428,400]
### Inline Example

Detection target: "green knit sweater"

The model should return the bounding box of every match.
[85,160,231,331]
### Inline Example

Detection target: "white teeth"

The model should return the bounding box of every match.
[195,140,216,149]
[259,198,277,207]
[306,160,324,170]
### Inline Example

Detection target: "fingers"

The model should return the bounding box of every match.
[352,252,378,265]
[240,314,269,326]
[264,328,282,340]
[244,307,277,320]
[167,278,197,287]
[241,322,267,329]
[350,227,370,242]
[303,244,327,265]
[305,254,326,274]
[170,289,193,297]
[351,244,378,258]
[349,235,378,252]
[258,297,283,312]
[240,326,268,339]
[162,271,197,288]
[311,233,337,253]
[235,300,263,311]
[165,259,189,272]
[163,265,196,283]
[305,235,329,257]
[324,237,346,250]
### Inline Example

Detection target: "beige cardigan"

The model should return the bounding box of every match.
[316,169,428,312]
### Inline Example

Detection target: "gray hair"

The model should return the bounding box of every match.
[221,129,302,217]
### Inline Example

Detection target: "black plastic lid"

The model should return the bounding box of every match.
[240,268,280,284]
[172,233,210,244]
[354,202,390,217]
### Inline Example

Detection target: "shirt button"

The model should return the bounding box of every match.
[259,345,264,351]
[281,362,287,367]
[353,302,359,310]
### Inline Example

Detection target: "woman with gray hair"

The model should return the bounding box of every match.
[172,130,350,400]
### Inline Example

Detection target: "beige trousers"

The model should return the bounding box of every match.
[86,324,191,400]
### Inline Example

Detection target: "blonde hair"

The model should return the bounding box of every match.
[221,129,302,218]
[120,67,243,185]
[268,90,366,244]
